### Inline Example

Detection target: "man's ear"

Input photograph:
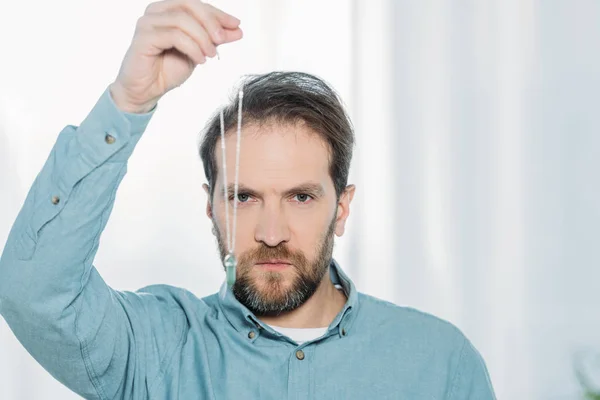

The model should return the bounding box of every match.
[202,183,212,219]
[334,184,356,237]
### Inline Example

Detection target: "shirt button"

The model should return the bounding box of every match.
[105,133,116,144]
[51,196,60,205]
[248,331,255,339]
[295,350,305,360]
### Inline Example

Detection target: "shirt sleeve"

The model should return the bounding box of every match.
[0,86,187,400]
[447,338,497,400]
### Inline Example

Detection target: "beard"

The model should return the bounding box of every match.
[214,216,336,317]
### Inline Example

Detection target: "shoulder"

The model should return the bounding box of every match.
[356,292,467,348]
[356,293,495,397]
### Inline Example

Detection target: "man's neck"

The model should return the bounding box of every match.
[257,267,348,329]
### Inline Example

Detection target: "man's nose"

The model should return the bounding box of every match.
[254,202,291,247]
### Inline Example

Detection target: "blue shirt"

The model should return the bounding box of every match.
[0,85,496,399]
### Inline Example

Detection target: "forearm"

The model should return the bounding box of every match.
[0,83,154,310]
[0,85,156,397]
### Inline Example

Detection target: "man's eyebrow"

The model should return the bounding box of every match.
[222,184,260,197]
[222,182,325,197]
[281,183,325,197]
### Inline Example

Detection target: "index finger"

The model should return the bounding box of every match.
[219,27,243,44]
[205,3,241,29]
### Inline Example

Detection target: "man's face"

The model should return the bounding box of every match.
[203,121,353,316]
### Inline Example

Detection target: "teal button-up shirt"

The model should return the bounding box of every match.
[0,86,496,399]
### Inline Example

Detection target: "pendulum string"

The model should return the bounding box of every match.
[220,89,244,287]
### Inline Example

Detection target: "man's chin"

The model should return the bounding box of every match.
[234,279,299,315]
[251,270,294,290]
[243,270,295,292]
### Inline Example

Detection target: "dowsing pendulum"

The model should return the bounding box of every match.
[219,88,244,287]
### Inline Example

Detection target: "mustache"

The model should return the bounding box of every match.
[239,243,308,267]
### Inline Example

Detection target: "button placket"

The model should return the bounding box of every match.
[287,346,312,398]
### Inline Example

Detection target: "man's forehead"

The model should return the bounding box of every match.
[215,122,331,175]
[217,120,330,155]
[210,120,335,199]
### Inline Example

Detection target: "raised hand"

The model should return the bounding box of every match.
[110,0,242,113]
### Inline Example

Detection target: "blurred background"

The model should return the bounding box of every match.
[1,0,600,398]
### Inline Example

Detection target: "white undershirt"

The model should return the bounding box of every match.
[267,284,344,345]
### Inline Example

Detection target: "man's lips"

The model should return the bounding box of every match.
[256,259,291,265]
[255,260,292,270]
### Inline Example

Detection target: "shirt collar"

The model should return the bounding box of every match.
[217,258,359,339]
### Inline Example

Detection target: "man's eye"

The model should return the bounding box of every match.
[237,193,250,202]
[295,194,312,203]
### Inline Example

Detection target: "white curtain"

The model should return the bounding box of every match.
[1,0,599,399]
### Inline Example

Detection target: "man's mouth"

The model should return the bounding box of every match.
[255,259,292,270]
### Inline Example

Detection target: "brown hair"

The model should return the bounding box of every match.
[199,71,354,202]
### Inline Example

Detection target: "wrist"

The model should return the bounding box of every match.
[109,82,157,114]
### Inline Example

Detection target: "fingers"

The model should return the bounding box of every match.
[219,27,243,44]
[204,3,241,29]
[193,5,230,45]
[143,10,217,57]
[150,27,207,65]
[144,0,242,47]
